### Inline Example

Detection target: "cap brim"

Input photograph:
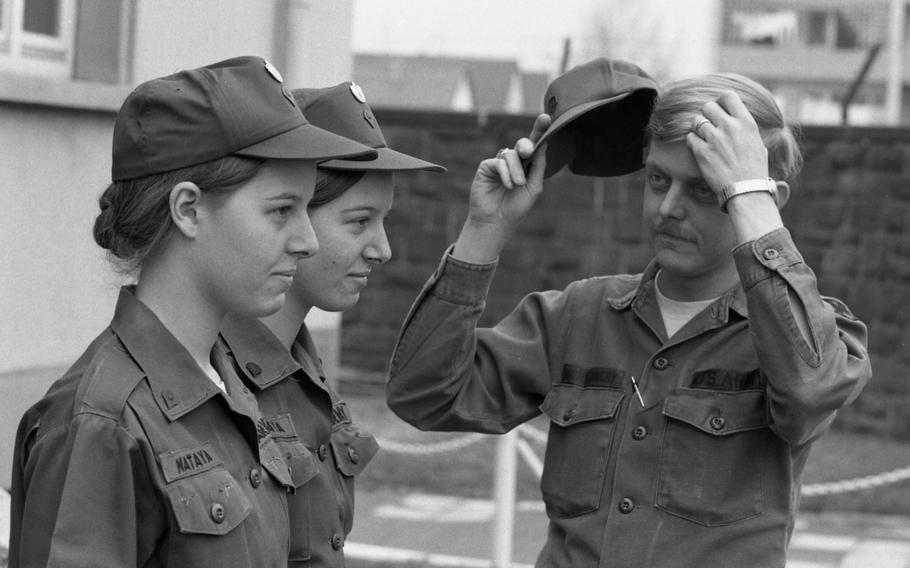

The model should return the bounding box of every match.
[319,147,446,173]
[234,122,377,162]
[532,92,633,178]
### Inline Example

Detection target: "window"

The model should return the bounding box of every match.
[0,0,132,84]
[806,11,829,46]
[725,8,798,46]
[0,0,73,70]
[23,0,60,36]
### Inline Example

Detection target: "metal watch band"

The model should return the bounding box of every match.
[718,178,778,213]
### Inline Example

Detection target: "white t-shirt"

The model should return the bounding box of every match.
[654,271,720,338]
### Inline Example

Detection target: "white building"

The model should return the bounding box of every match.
[0,0,354,489]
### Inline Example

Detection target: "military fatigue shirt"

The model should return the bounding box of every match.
[221,315,379,567]
[9,287,296,568]
[387,228,872,568]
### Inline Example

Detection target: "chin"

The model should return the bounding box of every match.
[244,294,287,318]
[319,293,360,313]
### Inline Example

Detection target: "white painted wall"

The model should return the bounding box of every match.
[283,0,355,88]
[0,105,121,373]
[131,0,278,82]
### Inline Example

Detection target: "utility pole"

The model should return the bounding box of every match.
[885,0,905,125]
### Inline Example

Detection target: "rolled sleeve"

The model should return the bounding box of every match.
[733,228,872,444]
[388,248,556,433]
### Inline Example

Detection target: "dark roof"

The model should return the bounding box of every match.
[353,53,550,114]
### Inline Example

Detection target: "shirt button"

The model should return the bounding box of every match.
[618,498,635,514]
[210,503,226,523]
[653,357,669,370]
[317,443,329,461]
[330,533,343,550]
[710,416,726,430]
[348,447,360,464]
[763,248,780,260]
[245,362,262,377]
[632,426,648,440]
[249,468,262,488]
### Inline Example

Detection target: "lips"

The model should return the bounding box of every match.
[273,270,297,278]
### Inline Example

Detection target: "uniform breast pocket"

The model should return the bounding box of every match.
[538,385,624,518]
[657,388,771,526]
[165,466,253,536]
[330,426,380,534]
[331,426,379,478]
[273,438,319,562]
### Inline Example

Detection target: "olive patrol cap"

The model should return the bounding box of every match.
[291,82,446,173]
[533,57,658,179]
[111,56,377,181]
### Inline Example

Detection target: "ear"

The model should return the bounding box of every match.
[775,181,791,209]
[168,181,204,238]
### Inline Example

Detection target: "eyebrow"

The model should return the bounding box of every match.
[340,206,382,213]
[265,193,302,201]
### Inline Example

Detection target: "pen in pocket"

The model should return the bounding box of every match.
[629,375,646,407]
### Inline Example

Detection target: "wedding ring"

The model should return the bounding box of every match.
[693,118,712,136]
[496,147,509,159]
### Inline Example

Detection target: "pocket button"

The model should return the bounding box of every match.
[632,425,648,440]
[618,498,635,514]
[347,447,360,464]
[710,416,726,430]
[210,503,226,524]
[330,533,343,550]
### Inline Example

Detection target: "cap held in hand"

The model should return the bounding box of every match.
[111,56,377,181]
[533,57,658,179]
[292,82,446,173]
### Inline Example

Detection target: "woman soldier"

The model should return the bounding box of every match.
[219,81,444,565]
[9,57,375,567]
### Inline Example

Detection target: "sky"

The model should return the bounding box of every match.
[351,0,718,80]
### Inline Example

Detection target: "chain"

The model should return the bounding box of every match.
[376,433,487,455]
[801,465,910,497]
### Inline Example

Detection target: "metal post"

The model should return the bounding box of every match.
[492,430,518,568]
[886,0,906,125]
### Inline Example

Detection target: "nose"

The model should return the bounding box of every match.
[657,183,686,220]
[288,210,319,260]
[364,226,392,265]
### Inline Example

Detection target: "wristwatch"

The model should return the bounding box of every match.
[718,178,778,213]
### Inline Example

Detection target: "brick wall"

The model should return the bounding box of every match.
[339,110,910,439]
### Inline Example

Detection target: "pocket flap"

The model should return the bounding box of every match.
[540,384,624,427]
[279,440,320,488]
[166,467,252,536]
[331,427,380,477]
[662,388,769,435]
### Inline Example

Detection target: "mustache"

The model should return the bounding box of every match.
[651,221,696,243]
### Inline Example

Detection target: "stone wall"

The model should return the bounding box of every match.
[339,110,910,439]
